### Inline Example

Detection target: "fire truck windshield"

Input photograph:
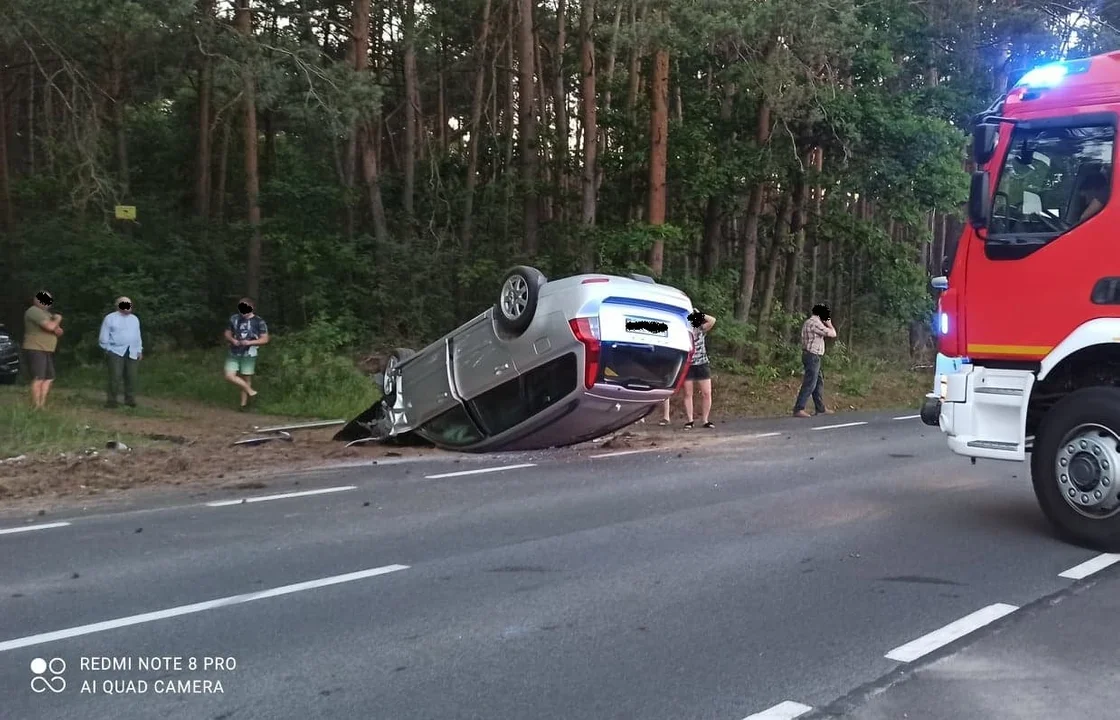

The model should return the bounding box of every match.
[987,123,1114,248]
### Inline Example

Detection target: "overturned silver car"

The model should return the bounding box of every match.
[334,266,699,452]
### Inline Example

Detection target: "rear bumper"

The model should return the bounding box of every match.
[936,364,1035,462]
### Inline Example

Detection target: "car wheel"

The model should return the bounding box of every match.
[381,348,416,399]
[495,265,546,336]
[0,373,16,386]
[1031,386,1120,551]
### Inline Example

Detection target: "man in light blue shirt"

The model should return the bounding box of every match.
[99,296,143,408]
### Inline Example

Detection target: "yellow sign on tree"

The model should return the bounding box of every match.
[115,205,137,220]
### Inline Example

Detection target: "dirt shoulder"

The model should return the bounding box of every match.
[0,365,929,513]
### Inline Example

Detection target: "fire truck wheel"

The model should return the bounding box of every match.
[1031,386,1120,552]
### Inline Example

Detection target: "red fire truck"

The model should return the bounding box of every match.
[922,50,1120,551]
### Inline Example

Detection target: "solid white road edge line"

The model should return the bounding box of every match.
[1059,553,1120,580]
[592,449,659,459]
[884,603,1019,663]
[812,421,868,431]
[0,564,410,653]
[206,486,357,507]
[0,522,71,536]
[742,700,814,720]
[425,463,536,479]
[893,414,921,420]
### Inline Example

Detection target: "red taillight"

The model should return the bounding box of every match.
[581,277,610,284]
[673,343,695,392]
[937,289,962,357]
[569,317,601,389]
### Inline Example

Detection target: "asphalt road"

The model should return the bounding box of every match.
[1,409,1117,720]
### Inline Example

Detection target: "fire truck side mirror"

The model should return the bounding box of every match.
[973,123,999,165]
[968,170,991,230]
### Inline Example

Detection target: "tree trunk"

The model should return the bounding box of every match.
[108,40,130,197]
[195,0,215,219]
[215,120,230,222]
[646,45,669,276]
[758,191,793,339]
[517,0,540,255]
[503,2,516,244]
[700,80,735,277]
[0,64,12,233]
[734,98,773,322]
[461,0,494,255]
[554,0,569,223]
[352,0,387,246]
[402,0,419,221]
[808,147,824,305]
[595,1,623,195]
[625,0,646,222]
[236,0,262,300]
[781,145,815,314]
[579,0,598,271]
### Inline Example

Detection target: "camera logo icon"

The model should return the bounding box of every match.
[30,657,66,693]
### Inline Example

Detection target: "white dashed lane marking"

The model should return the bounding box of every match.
[206,486,357,507]
[812,421,868,431]
[0,522,71,536]
[742,700,814,719]
[749,432,783,439]
[884,603,1019,662]
[425,463,536,479]
[0,564,410,653]
[1059,553,1120,580]
[592,449,660,459]
[893,414,920,420]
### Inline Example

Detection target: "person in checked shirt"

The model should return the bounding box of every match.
[793,304,836,418]
[98,296,143,408]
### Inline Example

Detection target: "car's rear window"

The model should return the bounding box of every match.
[469,353,578,436]
[598,343,687,390]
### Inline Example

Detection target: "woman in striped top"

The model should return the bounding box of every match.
[660,309,716,429]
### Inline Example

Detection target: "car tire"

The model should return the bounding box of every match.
[1031,386,1120,552]
[495,265,546,336]
[0,373,16,386]
[381,348,416,400]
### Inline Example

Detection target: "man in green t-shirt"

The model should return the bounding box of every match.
[22,290,64,409]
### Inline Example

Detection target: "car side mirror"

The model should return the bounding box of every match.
[968,170,991,230]
[973,123,998,165]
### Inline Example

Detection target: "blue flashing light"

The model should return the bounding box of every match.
[1016,63,1067,89]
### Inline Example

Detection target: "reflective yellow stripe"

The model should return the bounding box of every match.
[966,343,1052,356]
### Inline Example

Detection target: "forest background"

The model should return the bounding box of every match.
[2,0,1118,437]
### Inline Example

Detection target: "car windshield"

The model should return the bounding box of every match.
[598,343,687,390]
[988,124,1114,243]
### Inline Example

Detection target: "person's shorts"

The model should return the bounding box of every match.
[686,363,711,381]
[224,355,257,376]
[24,350,55,380]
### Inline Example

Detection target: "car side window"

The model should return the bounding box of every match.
[418,404,484,447]
[469,353,578,437]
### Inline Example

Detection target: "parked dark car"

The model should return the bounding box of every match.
[334,265,698,451]
[0,323,19,384]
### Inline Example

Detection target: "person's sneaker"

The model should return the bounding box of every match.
[793,410,812,418]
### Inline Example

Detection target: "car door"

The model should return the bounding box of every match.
[395,341,458,426]
[451,310,518,400]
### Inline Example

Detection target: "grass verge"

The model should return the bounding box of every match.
[0,387,152,458]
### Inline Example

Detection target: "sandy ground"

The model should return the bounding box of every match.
[0,396,716,513]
